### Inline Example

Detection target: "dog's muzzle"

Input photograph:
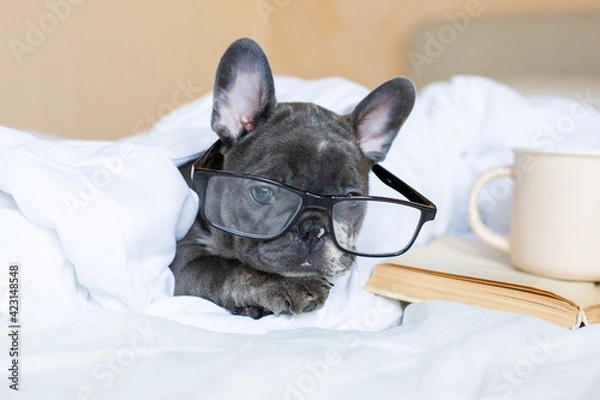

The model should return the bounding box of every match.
[296,215,328,252]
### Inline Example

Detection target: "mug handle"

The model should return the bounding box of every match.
[467,166,512,253]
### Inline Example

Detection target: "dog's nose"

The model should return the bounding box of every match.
[297,217,327,251]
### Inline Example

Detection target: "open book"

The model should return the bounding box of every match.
[364,236,600,329]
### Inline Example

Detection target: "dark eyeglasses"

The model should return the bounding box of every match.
[191,140,437,257]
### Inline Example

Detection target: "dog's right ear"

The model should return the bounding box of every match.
[211,38,276,145]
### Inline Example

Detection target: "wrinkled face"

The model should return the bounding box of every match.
[209,103,372,278]
[205,39,415,279]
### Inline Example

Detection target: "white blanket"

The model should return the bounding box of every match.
[2,75,600,399]
[10,303,600,400]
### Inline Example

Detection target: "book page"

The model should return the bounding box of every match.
[366,263,580,328]
[582,285,600,324]
[385,236,598,307]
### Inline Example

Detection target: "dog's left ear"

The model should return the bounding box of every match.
[350,77,416,165]
[211,38,276,145]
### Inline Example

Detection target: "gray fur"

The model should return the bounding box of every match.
[169,38,415,318]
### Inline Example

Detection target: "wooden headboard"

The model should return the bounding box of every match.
[406,12,600,90]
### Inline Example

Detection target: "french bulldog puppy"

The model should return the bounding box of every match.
[169,38,415,319]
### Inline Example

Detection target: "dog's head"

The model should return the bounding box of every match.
[203,38,415,279]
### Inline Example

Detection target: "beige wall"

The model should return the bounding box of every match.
[1,0,599,140]
[1,1,266,140]
[264,0,600,87]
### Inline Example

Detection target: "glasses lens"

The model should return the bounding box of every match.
[332,199,422,256]
[204,175,302,238]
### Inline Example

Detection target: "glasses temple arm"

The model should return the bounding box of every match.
[372,164,435,208]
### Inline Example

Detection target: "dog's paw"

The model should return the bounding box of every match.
[232,304,273,319]
[278,276,334,314]
[232,277,333,319]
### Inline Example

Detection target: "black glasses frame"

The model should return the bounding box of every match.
[190,140,437,257]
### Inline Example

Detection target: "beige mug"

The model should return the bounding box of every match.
[468,148,600,281]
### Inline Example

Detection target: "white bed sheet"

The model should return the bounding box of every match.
[2,75,600,399]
